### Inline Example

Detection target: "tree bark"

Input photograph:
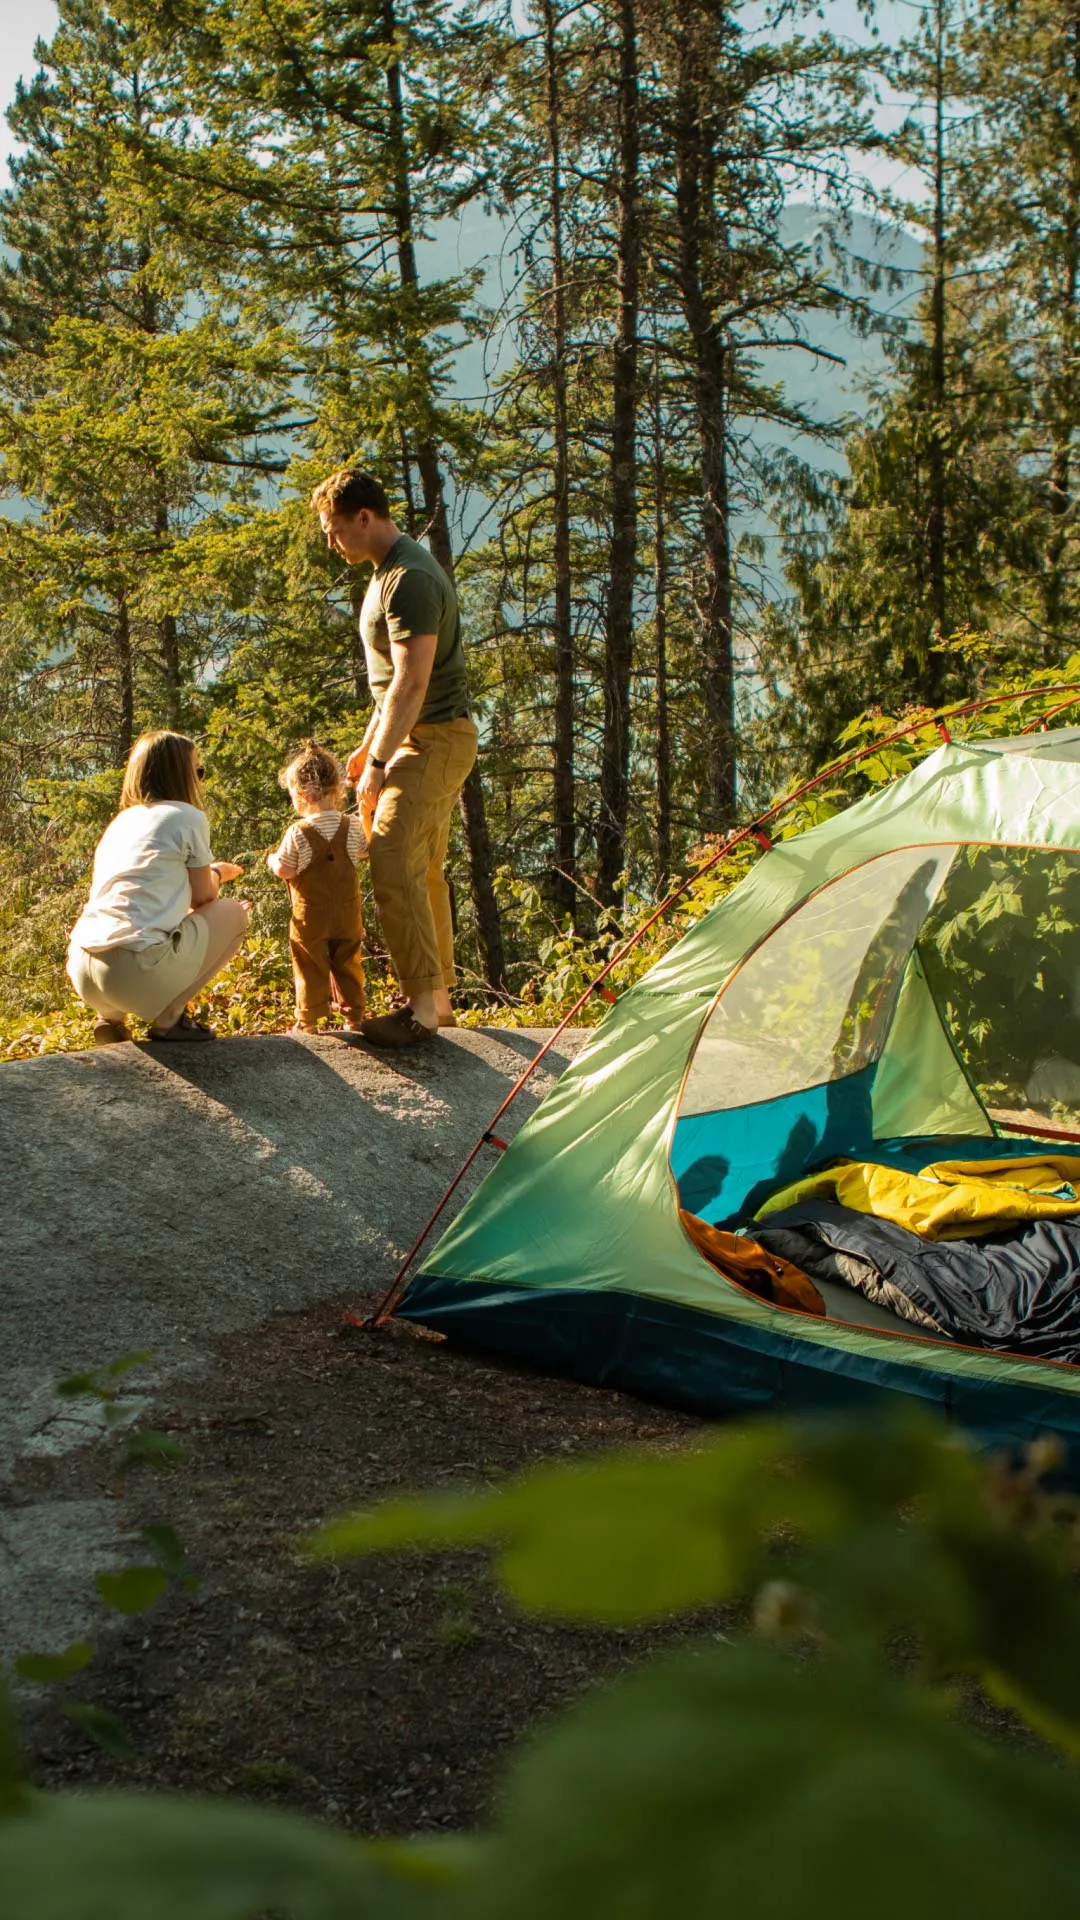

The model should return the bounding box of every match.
[159,613,181,729]
[596,0,641,907]
[115,589,134,766]
[399,428,419,535]
[542,0,577,925]
[155,495,181,727]
[381,0,507,991]
[651,352,671,891]
[926,0,948,672]
[1044,6,1080,651]
[349,580,367,702]
[413,434,509,994]
[673,47,736,831]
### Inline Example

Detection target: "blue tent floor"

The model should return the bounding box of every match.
[400,1270,1080,1484]
[402,1130,1080,1479]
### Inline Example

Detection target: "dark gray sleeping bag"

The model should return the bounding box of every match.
[755,1201,1080,1362]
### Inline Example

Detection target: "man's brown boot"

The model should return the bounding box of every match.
[351,1007,437,1049]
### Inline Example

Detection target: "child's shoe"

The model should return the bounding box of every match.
[148,1012,214,1042]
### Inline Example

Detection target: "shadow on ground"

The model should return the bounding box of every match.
[0,1028,587,1662]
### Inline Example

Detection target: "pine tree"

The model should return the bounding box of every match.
[752,0,1080,786]
[645,0,872,829]
[121,0,512,986]
[595,0,643,908]
[957,0,1080,651]
[539,0,579,924]
[0,1,298,780]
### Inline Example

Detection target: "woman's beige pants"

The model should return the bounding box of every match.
[67,898,250,1028]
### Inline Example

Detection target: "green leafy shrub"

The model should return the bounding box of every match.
[7,1414,1080,1915]
[6,655,1080,1058]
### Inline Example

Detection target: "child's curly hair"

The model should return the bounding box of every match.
[280,741,345,804]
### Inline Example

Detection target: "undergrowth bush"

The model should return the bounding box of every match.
[4,648,1080,1060]
[6,1412,1080,1915]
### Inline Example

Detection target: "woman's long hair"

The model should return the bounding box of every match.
[119,732,204,812]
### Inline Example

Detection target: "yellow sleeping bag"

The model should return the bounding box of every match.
[755,1155,1080,1241]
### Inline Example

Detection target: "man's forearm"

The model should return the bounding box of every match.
[370,672,427,762]
[354,708,380,762]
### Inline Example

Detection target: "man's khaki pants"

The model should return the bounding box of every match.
[368,717,478,998]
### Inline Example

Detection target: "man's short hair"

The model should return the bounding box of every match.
[310,468,391,519]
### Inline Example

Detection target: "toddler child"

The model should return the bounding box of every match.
[268,743,368,1034]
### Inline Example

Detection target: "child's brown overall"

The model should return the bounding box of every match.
[287,819,366,1026]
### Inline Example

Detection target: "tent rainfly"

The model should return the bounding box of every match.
[400,732,1080,1474]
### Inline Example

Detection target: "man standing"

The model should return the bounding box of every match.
[312,467,478,1048]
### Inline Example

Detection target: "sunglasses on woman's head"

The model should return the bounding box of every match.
[196,764,206,779]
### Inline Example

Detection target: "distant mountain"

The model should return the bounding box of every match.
[756,204,924,461]
[0,203,921,557]
[419,199,923,431]
[418,200,924,565]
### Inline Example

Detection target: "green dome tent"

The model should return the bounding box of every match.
[400,731,1080,1467]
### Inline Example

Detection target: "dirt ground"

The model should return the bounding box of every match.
[19,1297,707,1834]
[0,1028,590,1668]
[5,1037,1040,1829]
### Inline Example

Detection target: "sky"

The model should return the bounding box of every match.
[0,0,918,546]
[0,0,919,183]
[0,0,57,163]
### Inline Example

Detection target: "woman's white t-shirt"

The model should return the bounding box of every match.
[70,802,213,952]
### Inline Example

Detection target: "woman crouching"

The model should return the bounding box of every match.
[67,731,250,1044]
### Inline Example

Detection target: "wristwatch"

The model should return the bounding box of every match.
[368,755,388,771]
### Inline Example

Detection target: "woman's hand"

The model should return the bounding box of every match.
[212,860,245,883]
[345,744,367,785]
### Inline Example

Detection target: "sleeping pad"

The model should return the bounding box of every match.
[755,1200,1080,1362]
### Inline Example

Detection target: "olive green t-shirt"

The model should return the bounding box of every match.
[359,535,470,727]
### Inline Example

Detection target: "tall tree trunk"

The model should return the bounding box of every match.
[925,0,948,675]
[155,498,180,727]
[349,580,367,702]
[381,2,507,991]
[542,0,577,925]
[596,0,641,907]
[159,613,180,728]
[651,352,671,891]
[412,430,509,994]
[115,589,134,766]
[400,428,419,535]
[697,334,734,830]
[1044,6,1080,652]
[673,53,736,831]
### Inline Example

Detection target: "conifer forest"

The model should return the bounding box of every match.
[2,0,1079,1047]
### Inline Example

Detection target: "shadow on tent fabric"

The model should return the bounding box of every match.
[673,1067,877,1227]
[739,1108,832,1222]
